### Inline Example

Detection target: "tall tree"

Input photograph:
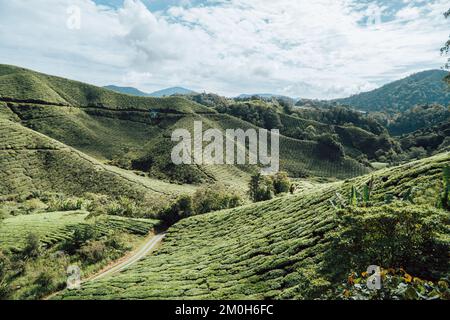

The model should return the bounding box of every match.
[442,9,450,83]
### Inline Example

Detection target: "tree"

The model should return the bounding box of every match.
[158,195,194,226]
[192,185,242,214]
[23,233,41,258]
[249,173,275,202]
[272,172,291,194]
[442,8,450,83]
[316,134,345,160]
[0,251,11,299]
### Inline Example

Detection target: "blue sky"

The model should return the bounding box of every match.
[0,0,448,98]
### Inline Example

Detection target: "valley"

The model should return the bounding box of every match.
[0,64,449,301]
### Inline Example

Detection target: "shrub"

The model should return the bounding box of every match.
[272,172,291,194]
[78,241,107,264]
[157,195,194,226]
[0,252,9,280]
[315,134,345,160]
[105,233,127,252]
[338,268,450,300]
[23,233,41,258]
[192,185,243,215]
[61,225,99,254]
[440,167,450,211]
[325,204,450,281]
[34,270,56,289]
[106,197,141,217]
[47,196,84,212]
[23,198,47,214]
[249,173,275,202]
[85,193,110,216]
[0,251,11,299]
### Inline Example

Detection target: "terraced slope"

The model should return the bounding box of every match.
[0,64,209,113]
[0,116,195,201]
[0,64,369,181]
[58,152,450,300]
[0,211,157,252]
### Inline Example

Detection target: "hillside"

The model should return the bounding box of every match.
[334,70,450,112]
[57,152,450,300]
[104,86,196,98]
[104,85,151,97]
[0,64,369,181]
[149,87,195,97]
[0,103,196,203]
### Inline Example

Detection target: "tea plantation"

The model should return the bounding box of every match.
[57,153,450,300]
[0,211,157,252]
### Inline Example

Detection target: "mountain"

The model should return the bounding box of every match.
[104,85,151,97]
[1,64,449,301]
[0,64,368,187]
[333,70,450,112]
[149,87,195,97]
[237,93,295,101]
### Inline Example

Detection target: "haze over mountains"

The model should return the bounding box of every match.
[104,85,196,97]
[105,69,450,114]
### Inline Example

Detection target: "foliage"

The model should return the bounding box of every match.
[58,153,450,300]
[272,172,291,194]
[192,185,243,215]
[61,225,99,254]
[334,70,450,112]
[325,205,449,280]
[248,173,275,202]
[0,251,11,299]
[440,167,450,210]
[157,195,194,226]
[339,268,450,300]
[47,196,84,212]
[387,104,449,136]
[216,100,283,129]
[315,134,345,160]
[78,241,107,264]
[442,8,450,74]
[23,233,41,259]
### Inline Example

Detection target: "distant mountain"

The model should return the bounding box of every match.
[333,70,450,112]
[104,85,195,97]
[104,85,151,97]
[237,93,295,101]
[149,87,195,97]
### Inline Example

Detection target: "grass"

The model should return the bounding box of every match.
[56,152,450,300]
[1,64,370,182]
[0,116,196,204]
[0,211,158,252]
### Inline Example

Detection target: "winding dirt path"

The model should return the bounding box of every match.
[87,233,166,282]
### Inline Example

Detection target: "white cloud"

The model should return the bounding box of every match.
[0,0,448,99]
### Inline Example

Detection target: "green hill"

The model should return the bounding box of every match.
[104,85,151,97]
[0,211,157,252]
[57,152,450,300]
[334,70,450,112]
[0,64,369,181]
[149,87,196,97]
[0,109,195,203]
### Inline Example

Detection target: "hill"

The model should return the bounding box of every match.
[237,93,295,101]
[104,85,151,97]
[57,152,450,300]
[0,64,369,182]
[333,70,450,112]
[149,87,196,97]
[0,108,195,203]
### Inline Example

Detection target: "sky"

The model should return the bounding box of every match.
[0,0,449,99]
